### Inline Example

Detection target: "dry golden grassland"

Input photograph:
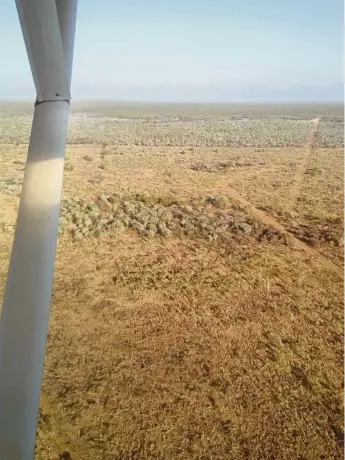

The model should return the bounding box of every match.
[0,102,343,459]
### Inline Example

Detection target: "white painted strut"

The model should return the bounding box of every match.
[16,0,71,102]
[0,1,77,458]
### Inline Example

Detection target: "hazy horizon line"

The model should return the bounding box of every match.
[0,98,343,105]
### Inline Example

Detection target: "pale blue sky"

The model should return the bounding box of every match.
[0,0,343,101]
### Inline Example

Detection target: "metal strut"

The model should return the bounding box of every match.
[0,1,77,459]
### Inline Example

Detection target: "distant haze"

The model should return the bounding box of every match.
[69,82,344,103]
[0,0,343,103]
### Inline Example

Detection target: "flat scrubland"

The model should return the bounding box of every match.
[0,102,343,459]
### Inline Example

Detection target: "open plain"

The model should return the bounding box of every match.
[0,102,343,459]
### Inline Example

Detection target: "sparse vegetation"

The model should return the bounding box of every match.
[0,102,343,460]
[315,119,344,148]
[0,103,343,147]
[0,177,23,196]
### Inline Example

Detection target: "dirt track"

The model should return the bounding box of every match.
[225,185,342,276]
[290,117,320,210]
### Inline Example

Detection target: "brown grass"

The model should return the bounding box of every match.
[0,108,343,460]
